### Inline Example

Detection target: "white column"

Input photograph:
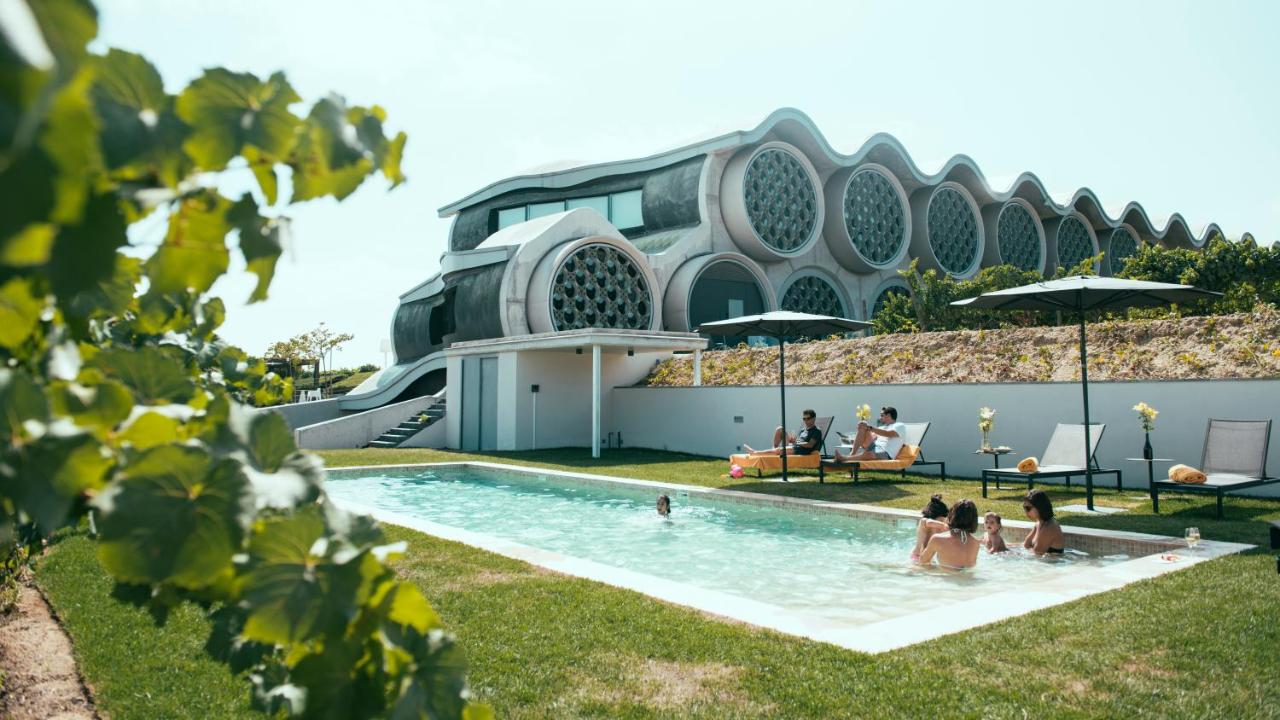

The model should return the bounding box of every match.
[693,349,702,387]
[592,344,602,458]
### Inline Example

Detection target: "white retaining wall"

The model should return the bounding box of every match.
[257,398,344,430]
[610,379,1280,496]
[295,395,438,450]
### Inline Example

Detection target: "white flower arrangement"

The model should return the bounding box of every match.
[1133,402,1158,432]
[978,407,996,433]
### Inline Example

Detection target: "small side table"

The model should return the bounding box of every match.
[975,448,1013,489]
[1126,457,1174,512]
[974,448,1013,468]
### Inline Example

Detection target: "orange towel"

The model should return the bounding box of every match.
[1017,457,1039,473]
[1169,464,1207,484]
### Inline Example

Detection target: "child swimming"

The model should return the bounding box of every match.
[981,511,1008,553]
[656,494,671,517]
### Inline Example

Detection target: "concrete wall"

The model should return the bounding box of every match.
[295,395,438,450]
[398,417,448,449]
[256,398,343,431]
[610,379,1280,496]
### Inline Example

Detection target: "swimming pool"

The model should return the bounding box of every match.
[325,462,1251,652]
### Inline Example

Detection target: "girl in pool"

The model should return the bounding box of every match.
[1022,489,1066,556]
[917,499,981,569]
[911,494,949,560]
[981,512,1008,553]
[656,494,671,518]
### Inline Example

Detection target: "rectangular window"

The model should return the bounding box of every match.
[608,190,643,229]
[497,207,525,229]
[527,201,566,219]
[566,195,609,217]
[727,298,744,319]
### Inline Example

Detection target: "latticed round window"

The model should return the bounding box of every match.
[996,203,1041,271]
[1056,216,1094,269]
[843,168,906,265]
[550,244,652,332]
[926,187,979,275]
[872,285,909,319]
[781,275,845,317]
[743,148,818,253]
[1108,227,1138,273]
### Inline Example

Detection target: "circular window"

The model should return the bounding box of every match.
[1056,216,1095,270]
[843,168,906,265]
[781,275,845,318]
[550,244,652,331]
[872,284,909,320]
[927,187,979,275]
[1108,227,1138,274]
[743,148,819,253]
[996,202,1041,271]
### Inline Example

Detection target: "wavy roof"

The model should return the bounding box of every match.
[439,107,1240,248]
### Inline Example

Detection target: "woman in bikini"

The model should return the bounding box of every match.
[1022,489,1066,556]
[917,499,981,569]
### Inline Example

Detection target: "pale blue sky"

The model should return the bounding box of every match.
[96,0,1280,368]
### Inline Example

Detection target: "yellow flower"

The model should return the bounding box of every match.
[855,404,871,421]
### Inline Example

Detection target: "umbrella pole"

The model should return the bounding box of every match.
[1079,311,1095,511]
[779,337,788,482]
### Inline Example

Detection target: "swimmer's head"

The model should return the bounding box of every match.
[921,494,948,520]
[983,512,1002,535]
[656,494,671,517]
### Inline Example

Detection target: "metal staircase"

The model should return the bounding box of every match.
[367,397,445,448]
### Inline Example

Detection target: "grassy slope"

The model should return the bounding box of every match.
[36,448,1280,719]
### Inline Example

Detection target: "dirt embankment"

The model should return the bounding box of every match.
[644,307,1280,387]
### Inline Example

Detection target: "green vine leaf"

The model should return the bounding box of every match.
[92,345,195,404]
[0,369,50,441]
[229,194,285,302]
[94,444,249,588]
[0,276,45,349]
[176,69,302,171]
[145,189,231,295]
[90,48,188,187]
[49,379,133,435]
[7,431,111,533]
[240,508,366,645]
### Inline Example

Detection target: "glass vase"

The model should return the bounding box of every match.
[1143,432,1153,461]
[981,428,991,451]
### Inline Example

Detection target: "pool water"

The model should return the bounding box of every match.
[325,465,1126,627]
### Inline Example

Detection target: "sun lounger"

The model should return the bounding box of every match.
[1150,419,1276,519]
[828,421,946,483]
[821,444,921,483]
[728,416,834,479]
[981,423,1121,498]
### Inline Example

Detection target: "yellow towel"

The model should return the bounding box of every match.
[1169,464,1207,484]
[1017,457,1039,473]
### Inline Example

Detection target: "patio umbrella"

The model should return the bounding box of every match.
[951,275,1221,510]
[697,311,872,481]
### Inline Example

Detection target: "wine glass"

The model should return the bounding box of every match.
[1185,527,1201,557]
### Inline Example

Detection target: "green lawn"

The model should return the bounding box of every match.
[36,448,1280,719]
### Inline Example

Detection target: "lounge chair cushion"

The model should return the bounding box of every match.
[1017,457,1039,473]
[1169,464,1207,484]
[728,452,822,472]
[836,444,920,471]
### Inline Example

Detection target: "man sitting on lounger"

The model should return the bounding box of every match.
[743,409,822,456]
[834,406,906,462]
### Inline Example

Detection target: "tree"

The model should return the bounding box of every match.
[0,2,487,718]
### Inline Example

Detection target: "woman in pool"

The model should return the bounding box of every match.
[1022,489,1065,556]
[911,494,950,560]
[917,499,981,569]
